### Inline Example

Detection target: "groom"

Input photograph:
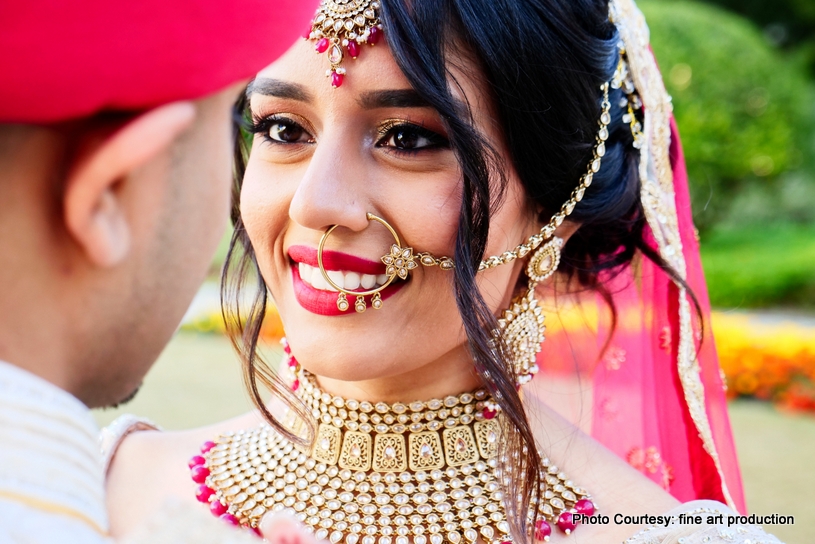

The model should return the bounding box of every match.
[0,0,316,542]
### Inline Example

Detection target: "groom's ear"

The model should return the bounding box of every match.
[63,102,196,267]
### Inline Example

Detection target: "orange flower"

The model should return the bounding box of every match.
[713,312,815,412]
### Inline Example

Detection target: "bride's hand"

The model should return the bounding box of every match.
[259,513,324,544]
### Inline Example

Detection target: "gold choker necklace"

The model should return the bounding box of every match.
[189,351,595,542]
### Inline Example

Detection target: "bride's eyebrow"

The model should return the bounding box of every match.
[358,89,431,109]
[358,89,468,118]
[247,78,313,103]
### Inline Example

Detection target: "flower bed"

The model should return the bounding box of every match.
[181,307,285,340]
[713,312,815,412]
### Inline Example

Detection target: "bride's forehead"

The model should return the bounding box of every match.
[253,37,482,107]
[257,39,413,94]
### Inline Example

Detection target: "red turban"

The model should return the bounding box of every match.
[0,0,316,123]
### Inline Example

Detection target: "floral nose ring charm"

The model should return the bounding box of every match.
[317,213,454,313]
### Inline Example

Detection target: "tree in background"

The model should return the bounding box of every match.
[698,0,815,74]
[641,0,815,231]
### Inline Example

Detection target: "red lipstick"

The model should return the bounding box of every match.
[288,245,404,316]
[289,244,386,275]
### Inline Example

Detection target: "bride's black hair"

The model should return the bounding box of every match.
[224,0,696,541]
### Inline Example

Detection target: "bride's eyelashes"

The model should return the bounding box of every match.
[375,120,450,155]
[246,111,450,156]
[248,113,315,146]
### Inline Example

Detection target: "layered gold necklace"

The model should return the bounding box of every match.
[189,351,595,543]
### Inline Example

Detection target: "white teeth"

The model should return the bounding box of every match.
[360,274,376,289]
[297,262,389,292]
[310,267,329,290]
[326,271,343,292]
[344,272,361,290]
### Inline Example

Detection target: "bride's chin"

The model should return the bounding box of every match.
[290,350,412,384]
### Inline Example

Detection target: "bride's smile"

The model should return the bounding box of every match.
[289,245,397,316]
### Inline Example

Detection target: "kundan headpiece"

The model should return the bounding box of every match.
[308,0,384,88]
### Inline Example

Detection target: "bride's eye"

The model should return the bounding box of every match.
[268,120,309,143]
[249,114,314,145]
[377,122,449,153]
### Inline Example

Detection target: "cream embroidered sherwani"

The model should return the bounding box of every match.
[0,361,259,544]
[0,361,111,543]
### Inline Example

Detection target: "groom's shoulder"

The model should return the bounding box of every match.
[0,496,113,543]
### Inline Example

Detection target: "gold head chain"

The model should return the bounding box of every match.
[477,82,611,272]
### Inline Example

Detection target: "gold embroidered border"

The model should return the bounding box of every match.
[0,489,109,537]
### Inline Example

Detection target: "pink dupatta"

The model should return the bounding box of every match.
[528,0,746,513]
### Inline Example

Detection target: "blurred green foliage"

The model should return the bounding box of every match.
[641,0,815,231]
[698,0,815,77]
[701,224,815,307]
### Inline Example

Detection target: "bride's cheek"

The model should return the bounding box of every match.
[241,158,293,233]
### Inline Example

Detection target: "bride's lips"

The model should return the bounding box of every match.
[288,245,406,316]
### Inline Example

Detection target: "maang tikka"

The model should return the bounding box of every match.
[308,0,384,88]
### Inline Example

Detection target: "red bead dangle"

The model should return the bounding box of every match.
[188,441,260,535]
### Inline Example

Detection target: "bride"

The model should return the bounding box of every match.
[103,0,783,542]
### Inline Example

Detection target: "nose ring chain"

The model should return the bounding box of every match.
[317,213,454,313]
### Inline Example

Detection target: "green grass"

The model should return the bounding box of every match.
[701,223,815,308]
[93,332,815,543]
[729,400,815,543]
[93,333,257,430]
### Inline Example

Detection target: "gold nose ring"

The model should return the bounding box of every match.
[317,213,455,313]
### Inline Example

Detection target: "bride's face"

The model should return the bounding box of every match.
[240,39,536,383]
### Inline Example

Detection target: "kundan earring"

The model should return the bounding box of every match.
[497,236,563,385]
[317,213,454,313]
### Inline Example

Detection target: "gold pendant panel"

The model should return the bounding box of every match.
[442,426,479,467]
[313,423,342,465]
[339,431,372,471]
[408,431,444,471]
[473,420,500,460]
[306,413,495,475]
[372,434,408,472]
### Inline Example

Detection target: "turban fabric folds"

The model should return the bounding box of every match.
[0,0,316,123]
